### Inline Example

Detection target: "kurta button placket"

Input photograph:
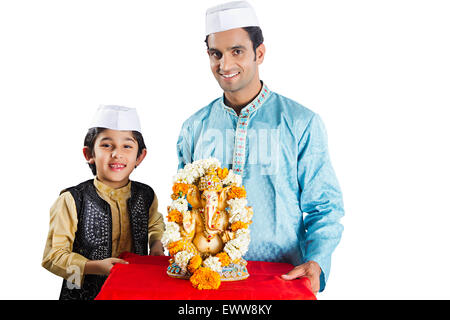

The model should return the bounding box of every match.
[226,84,271,177]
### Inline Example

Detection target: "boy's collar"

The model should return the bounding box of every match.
[94,177,131,199]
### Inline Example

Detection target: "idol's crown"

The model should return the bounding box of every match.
[198,168,223,191]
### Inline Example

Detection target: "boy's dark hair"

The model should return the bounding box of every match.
[205,26,264,60]
[84,127,147,175]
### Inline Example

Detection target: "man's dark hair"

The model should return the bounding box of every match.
[205,26,264,60]
[84,127,147,175]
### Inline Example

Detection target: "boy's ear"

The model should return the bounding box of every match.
[135,148,147,168]
[83,147,95,164]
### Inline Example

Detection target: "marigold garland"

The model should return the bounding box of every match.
[167,209,183,224]
[172,183,190,199]
[167,240,184,256]
[187,255,202,274]
[215,252,231,267]
[227,186,247,199]
[216,167,229,180]
[231,221,250,232]
[190,267,221,290]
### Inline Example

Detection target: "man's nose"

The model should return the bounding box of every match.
[220,54,232,72]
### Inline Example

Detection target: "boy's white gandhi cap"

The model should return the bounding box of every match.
[89,105,142,133]
[205,1,259,36]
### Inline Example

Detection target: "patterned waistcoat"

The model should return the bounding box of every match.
[58,179,154,300]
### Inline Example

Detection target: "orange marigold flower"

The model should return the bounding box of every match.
[188,255,202,274]
[172,183,190,198]
[231,221,249,232]
[215,252,231,267]
[227,186,246,199]
[167,209,183,224]
[190,267,221,290]
[217,167,229,180]
[167,240,184,256]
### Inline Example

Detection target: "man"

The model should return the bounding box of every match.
[177,1,344,294]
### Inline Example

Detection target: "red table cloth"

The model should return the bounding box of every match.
[95,252,316,300]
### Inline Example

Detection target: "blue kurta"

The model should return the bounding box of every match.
[177,83,344,291]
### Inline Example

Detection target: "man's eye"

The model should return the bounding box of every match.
[234,49,242,55]
[211,51,222,59]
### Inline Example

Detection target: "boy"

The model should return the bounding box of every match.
[42,105,165,300]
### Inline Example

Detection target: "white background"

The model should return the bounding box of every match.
[1,0,449,299]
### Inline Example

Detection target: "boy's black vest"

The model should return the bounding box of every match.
[58,179,154,300]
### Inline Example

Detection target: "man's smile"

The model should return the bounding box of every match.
[220,72,240,80]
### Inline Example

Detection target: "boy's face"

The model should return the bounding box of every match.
[83,129,146,189]
[207,28,265,94]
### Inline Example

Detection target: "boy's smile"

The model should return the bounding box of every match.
[109,162,127,171]
[83,129,147,189]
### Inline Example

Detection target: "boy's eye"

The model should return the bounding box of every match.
[124,145,133,149]
[101,144,111,148]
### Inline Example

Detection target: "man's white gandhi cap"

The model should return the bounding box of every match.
[89,105,142,133]
[205,1,260,36]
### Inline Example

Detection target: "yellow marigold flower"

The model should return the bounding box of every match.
[172,183,190,198]
[231,221,249,232]
[217,167,229,180]
[167,209,183,224]
[215,252,231,267]
[227,186,246,199]
[190,267,221,290]
[188,255,202,274]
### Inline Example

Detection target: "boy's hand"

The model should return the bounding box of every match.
[281,260,322,295]
[150,240,165,256]
[85,258,129,276]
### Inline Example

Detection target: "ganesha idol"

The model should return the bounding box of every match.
[162,158,253,289]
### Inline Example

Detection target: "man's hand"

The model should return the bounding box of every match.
[150,240,165,256]
[85,258,129,276]
[281,260,322,295]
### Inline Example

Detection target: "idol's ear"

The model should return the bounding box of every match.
[82,146,95,164]
[186,185,202,209]
[217,186,231,211]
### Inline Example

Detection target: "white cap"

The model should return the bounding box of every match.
[205,1,259,36]
[89,105,142,132]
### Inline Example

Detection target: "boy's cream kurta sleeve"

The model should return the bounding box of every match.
[42,192,89,281]
[148,194,165,248]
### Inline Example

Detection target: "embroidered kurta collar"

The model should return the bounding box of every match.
[220,82,271,117]
[94,177,131,201]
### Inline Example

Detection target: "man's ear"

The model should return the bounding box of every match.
[135,148,147,168]
[255,43,266,65]
[83,147,95,164]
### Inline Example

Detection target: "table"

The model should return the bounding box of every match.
[95,252,316,300]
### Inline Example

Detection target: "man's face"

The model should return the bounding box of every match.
[207,28,264,94]
[83,129,146,189]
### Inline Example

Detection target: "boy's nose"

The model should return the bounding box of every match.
[111,150,123,159]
